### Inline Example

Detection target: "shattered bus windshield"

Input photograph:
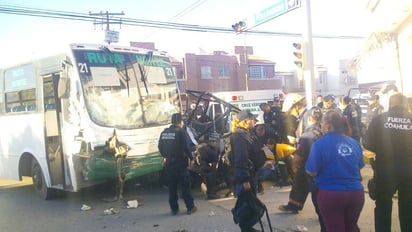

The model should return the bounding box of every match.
[72,49,179,129]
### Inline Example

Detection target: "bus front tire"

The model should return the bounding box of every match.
[31,159,53,200]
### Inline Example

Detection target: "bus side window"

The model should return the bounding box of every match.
[26,105,37,111]
[12,105,26,112]
[45,103,56,111]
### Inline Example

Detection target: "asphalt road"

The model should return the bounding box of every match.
[0,164,401,232]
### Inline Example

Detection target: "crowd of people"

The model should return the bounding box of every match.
[158,91,412,232]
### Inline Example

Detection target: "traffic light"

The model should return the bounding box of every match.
[292,42,304,68]
[232,21,246,32]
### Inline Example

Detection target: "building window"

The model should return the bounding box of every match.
[249,65,267,79]
[201,66,212,79]
[218,66,229,79]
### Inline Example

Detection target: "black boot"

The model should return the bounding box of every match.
[257,182,264,195]
[241,227,261,232]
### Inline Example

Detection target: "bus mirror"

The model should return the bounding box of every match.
[58,78,70,99]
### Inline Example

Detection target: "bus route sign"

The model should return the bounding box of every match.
[105,30,119,43]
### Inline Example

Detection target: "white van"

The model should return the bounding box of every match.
[212,89,284,122]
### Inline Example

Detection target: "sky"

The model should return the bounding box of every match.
[0,0,378,71]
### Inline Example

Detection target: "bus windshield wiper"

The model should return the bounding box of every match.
[100,46,132,97]
[138,51,153,95]
[138,64,148,95]
[121,64,130,97]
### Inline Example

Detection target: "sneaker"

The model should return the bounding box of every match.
[278,204,299,214]
[171,209,179,215]
[186,206,197,215]
[257,182,264,194]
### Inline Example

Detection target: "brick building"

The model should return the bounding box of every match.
[130,42,294,94]
[176,46,288,93]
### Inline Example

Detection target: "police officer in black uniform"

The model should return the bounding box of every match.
[340,96,361,141]
[158,113,197,215]
[363,93,412,232]
[262,102,284,143]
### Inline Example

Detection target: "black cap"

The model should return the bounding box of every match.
[237,109,258,122]
[171,113,182,124]
[343,96,351,104]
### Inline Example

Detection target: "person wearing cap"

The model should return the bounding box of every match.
[230,109,262,232]
[158,113,197,216]
[273,96,282,108]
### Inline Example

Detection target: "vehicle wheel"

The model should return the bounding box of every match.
[31,159,53,200]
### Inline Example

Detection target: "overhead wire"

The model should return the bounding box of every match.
[171,0,208,21]
[0,4,364,39]
[141,0,209,40]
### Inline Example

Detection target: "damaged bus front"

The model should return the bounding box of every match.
[0,43,180,199]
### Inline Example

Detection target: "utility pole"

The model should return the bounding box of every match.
[231,21,248,91]
[243,33,249,91]
[89,11,124,44]
[302,0,315,107]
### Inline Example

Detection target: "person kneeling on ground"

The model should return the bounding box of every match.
[196,143,220,200]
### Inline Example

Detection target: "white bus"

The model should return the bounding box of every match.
[0,43,180,199]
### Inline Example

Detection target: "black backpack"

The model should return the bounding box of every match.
[232,191,273,232]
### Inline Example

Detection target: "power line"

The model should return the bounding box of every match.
[141,0,208,40]
[0,4,365,39]
[171,0,208,21]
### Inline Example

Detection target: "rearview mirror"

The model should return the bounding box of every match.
[58,77,70,99]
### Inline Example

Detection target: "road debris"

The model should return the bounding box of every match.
[104,208,118,215]
[172,229,188,232]
[81,204,92,211]
[127,200,139,208]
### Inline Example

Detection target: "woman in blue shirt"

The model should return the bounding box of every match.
[306,110,365,232]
